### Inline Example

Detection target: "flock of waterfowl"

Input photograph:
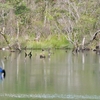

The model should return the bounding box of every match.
[0,45,100,81]
[24,49,52,59]
[0,48,53,81]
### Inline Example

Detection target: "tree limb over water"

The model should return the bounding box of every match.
[68,30,100,53]
[0,27,11,49]
[0,27,21,52]
[84,30,100,46]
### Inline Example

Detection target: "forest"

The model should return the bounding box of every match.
[0,0,100,51]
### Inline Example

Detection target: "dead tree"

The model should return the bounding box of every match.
[84,30,100,46]
[0,27,21,52]
[0,27,11,49]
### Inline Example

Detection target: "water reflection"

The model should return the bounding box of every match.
[0,93,100,99]
[0,50,100,99]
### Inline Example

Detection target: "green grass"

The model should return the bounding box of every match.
[2,34,70,49]
[25,34,69,49]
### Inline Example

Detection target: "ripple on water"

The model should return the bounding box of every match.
[0,94,100,99]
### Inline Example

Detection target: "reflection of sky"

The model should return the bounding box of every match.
[0,93,100,99]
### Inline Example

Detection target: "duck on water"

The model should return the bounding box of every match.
[0,67,6,80]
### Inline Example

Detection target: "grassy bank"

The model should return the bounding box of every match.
[20,34,70,49]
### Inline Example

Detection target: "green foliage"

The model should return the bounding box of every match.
[74,14,96,37]
[81,15,96,24]
[0,3,12,9]
[0,0,100,49]
[15,3,29,15]
[26,34,69,49]
[7,0,23,5]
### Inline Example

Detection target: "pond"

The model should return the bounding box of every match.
[0,50,100,100]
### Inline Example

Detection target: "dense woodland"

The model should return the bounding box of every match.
[0,0,100,51]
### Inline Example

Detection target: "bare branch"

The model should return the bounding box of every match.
[84,30,100,46]
[92,30,100,41]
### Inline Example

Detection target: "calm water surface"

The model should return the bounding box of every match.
[0,50,100,100]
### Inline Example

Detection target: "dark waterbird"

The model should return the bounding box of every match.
[0,67,6,79]
[28,52,32,57]
[40,49,46,58]
[25,52,32,58]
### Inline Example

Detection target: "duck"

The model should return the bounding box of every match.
[25,52,27,57]
[28,52,32,58]
[0,67,6,79]
[40,49,46,58]
[25,52,32,58]
[40,55,46,58]
[28,52,32,57]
